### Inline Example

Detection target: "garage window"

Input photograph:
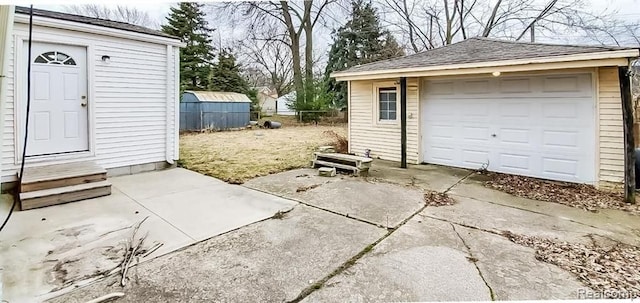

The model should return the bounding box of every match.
[378,88,397,121]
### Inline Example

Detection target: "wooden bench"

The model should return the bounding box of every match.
[312,152,373,176]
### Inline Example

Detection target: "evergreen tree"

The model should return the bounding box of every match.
[162,3,215,90]
[208,49,248,92]
[208,49,260,113]
[324,0,404,109]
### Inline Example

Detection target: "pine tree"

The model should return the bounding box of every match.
[162,3,215,90]
[324,0,404,109]
[208,49,248,92]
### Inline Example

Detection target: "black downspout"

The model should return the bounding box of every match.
[619,66,635,203]
[400,77,407,169]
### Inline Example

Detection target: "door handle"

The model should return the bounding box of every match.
[81,95,87,107]
[491,133,497,137]
[81,102,87,107]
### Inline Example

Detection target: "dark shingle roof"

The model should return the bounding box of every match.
[15,6,178,40]
[338,37,639,74]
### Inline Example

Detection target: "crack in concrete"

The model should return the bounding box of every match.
[449,223,496,301]
[448,193,610,232]
[285,171,479,302]
[287,202,430,303]
[443,171,475,194]
[244,186,390,229]
[421,214,504,237]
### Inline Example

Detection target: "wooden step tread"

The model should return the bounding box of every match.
[20,180,112,210]
[21,161,106,184]
[20,180,111,199]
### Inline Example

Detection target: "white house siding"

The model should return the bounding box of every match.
[2,23,178,181]
[2,36,15,176]
[597,67,625,185]
[348,78,420,163]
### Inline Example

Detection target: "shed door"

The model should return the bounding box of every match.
[25,42,88,156]
[421,73,596,183]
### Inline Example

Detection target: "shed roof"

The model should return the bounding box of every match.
[185,91,252,103]
[332,38,639,78]
[15,6,178,40]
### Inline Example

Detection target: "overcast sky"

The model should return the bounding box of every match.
[23,0,640,50]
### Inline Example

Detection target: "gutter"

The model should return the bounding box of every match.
[165,45,174,165]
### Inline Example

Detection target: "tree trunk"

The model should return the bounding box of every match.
[303,1,314,106]
[290,38,304,107]
[280,1,305,108]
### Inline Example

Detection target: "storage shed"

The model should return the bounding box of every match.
[180,91,251,131]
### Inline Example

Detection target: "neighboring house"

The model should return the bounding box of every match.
[255,86,278,115]
[276,92,296,116]
[332,37,640,188]
[180,91,251,131]
[0,7,183,208]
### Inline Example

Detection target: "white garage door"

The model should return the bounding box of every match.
[421,73,596,183]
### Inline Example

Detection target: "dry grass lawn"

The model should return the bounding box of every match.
[179,125,347,183]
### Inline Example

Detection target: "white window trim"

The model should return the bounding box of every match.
[373,81,401,126]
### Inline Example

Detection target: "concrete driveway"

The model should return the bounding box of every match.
[42,162,640,302]
[0,168,295,302]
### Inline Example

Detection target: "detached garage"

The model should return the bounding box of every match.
[331,38,639,188]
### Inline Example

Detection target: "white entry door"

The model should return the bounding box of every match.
[25,42,88,156]
[421,73,596,183]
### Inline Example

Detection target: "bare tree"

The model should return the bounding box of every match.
[65,4,157,28]
[379,0,640,54]
[213,1,340,107]
[240,34,294,96]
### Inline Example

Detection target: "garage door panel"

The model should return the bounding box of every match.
[462,80,492,94]
[461,102,490,117]
[463,126,490,141]
[498,153,531,171]
[542,130,579,148]
[429,146,457,162]
[542,158,579,178]
[427,81,455,95]
[461,149,490,166]
[499,128,530,144]
[499,78,532,93]
[542,76,580,92]
[426,101,457,118]
[421,73,596,183]
[542,102,581,119]
[499,102,531,117]
[430,124,456,139]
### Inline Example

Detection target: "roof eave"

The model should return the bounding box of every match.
[332,49,639,81]
[14,12,185,47]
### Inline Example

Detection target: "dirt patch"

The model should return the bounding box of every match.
[502,231,640,298]
[49,245,124,291]
[179,126,347,183]
[484,172,640,215]
[424,191,456,207]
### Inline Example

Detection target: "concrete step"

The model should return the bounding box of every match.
[19,180,112,210]
[20,161,107,192]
